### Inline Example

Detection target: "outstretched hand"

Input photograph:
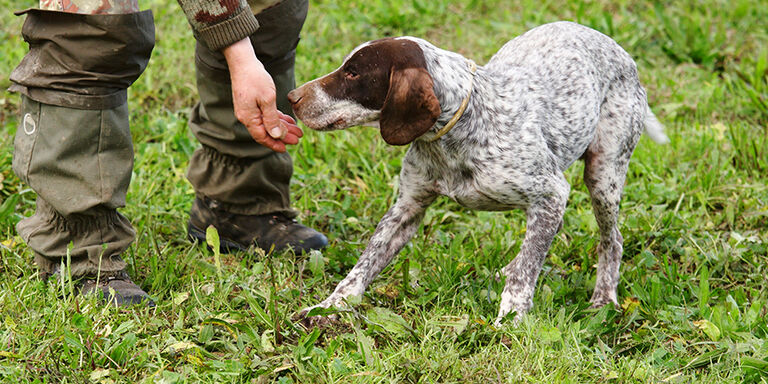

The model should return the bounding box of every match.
[222,38,303,152]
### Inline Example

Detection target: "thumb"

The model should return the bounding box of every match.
[261,97,284,139]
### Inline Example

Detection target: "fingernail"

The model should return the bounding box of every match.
[270,127,282,138]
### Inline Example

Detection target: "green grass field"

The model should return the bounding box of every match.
[1,0,767,382]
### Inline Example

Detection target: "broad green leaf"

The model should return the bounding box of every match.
[89,368,111,382]
[162,340,198,355]
[172,291,189,306]
[308,250,325,276]
[355,327,375,366]
[366,307,413,337]
[693,319,721,341]
[206,225,222,276]
[261,330,275,353]
[198,324,214,344]
[113,320,135,336]
[539,325,562,344]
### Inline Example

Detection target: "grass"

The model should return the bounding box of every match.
[1,0,767,382]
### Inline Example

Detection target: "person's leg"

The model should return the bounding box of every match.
[10,0,155,305]
[186,0,327,254]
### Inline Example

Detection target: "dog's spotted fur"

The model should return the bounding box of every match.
[289,22,669,325]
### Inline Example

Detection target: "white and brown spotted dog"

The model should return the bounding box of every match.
[289,22,669,326]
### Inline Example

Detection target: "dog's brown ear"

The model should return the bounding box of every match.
[379,67,441,145]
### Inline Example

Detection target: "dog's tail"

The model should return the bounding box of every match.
[643,106,670,144]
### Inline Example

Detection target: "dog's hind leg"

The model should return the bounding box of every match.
[583,89,643,308]
[583,149,631,308]
[496,174,569,325]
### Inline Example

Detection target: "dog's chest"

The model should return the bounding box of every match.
[427,158,529,211]
[439,176,527,211]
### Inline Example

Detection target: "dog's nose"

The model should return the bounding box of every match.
[287,89,302,105]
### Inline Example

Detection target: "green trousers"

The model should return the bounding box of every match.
[13,97,138,277]
[10,0,308,277]
[187,0,308,217]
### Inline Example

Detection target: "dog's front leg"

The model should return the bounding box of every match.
[301,191,436,317]
[496,177,569,326]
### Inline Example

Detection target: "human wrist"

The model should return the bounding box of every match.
[222,38,263,74]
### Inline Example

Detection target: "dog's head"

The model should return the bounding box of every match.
[288,38,441,145]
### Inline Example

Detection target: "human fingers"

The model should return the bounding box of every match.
[245,122,287,152]
[278,117,303,138]
[278,112,297,125]
[282,130,301,145]
[285,122,303,138]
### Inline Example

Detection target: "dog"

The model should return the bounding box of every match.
[288,21,669,325]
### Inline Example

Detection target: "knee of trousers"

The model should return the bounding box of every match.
[9,8,155,110]
[186,64,296,213]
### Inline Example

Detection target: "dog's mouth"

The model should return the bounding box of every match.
[304,118,346,131]
[327,118,346,130]
[299,109,380,132]
[293,110,340,131]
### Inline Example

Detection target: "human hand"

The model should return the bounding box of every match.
[222,38,303,152]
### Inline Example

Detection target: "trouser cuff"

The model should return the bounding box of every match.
[188,145,297,217]
[18,198,133,278]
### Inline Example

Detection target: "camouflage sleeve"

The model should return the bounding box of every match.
[39,0,139,14]
[176,0,260,51]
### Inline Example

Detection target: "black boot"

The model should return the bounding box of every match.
[44,267,154,308]
[78,270,155,307]
[187,197,328,254]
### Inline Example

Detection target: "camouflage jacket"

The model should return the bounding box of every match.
[177,0,284,51]
[39,0,282,51]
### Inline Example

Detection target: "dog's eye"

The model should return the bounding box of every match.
[344,69,359,80]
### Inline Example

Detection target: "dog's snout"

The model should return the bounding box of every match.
[287,89,303,105]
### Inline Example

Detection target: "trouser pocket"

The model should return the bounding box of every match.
[13,99,136,276]
[14,99,133,216]
[12,95,41,185]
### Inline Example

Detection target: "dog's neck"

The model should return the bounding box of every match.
[401,38,480,141]
[427,60,477,142]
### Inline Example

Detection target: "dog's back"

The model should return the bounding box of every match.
[486,21,655,170]
[489,22,637,83]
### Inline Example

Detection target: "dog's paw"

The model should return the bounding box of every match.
[493,312,524,328]
[301,313,341,330]
[294,299,339,322]
[588,295,619,310]
[294,294,363,330]
[293,304,343,330]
